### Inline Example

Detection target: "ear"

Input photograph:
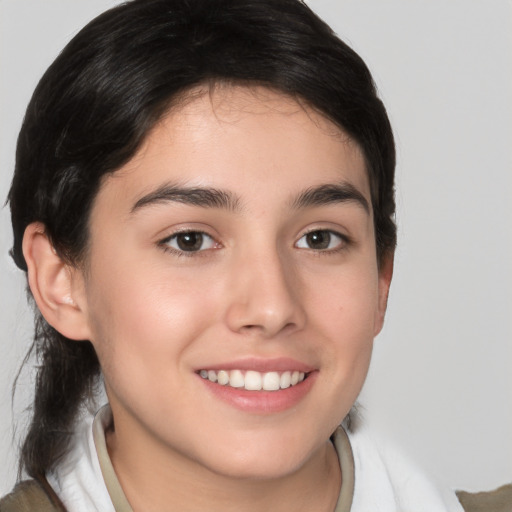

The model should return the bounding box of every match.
[22,222,91,341]
[373,252,394,336]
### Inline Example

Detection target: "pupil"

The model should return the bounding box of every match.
[177,232,202,251]
[307,231,330,249]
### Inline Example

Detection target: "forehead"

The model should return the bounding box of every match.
[95,85,370,215]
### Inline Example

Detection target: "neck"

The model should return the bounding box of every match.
[107,423,341,512]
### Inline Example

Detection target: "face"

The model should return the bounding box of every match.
[76,85,391,480]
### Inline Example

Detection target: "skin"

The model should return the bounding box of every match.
[24,85,393,511]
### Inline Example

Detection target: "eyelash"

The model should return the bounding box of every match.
[295,229,350,254]
[158,230,220,257]
[157,228,350,257]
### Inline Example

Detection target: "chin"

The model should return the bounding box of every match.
[206,454,307,482]
[194,431,322,481]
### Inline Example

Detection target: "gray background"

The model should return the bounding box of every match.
[1,0,511,495]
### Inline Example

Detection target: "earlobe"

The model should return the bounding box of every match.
[374,252,394,336]
[22,222,91,341]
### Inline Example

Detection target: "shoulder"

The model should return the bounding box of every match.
[457,483,512,512]
[344,422,464,511]
[343,420,512,512]
[0,480,60,512]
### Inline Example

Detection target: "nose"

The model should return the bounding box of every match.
[224,248,306,338]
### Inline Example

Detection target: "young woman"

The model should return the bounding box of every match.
[0,0,489,510]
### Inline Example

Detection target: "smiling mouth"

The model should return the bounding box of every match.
[198,369,307,391]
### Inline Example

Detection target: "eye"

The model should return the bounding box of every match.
[161,231,217,253]
[295,230,345,251]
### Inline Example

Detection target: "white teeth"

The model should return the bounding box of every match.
[199,369,308,391]
[245,371,262,390]
[280,371,291,389]
[229,369,245,388]
[217,370,229,385]
[262,372,280,391]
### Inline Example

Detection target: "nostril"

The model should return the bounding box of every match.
[238,321,299,337]
[224,278,306,336]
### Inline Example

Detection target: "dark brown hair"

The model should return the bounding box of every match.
[9,0,396,479]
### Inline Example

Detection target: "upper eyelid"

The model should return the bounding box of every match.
[294,228,352,252]
[162,231,215,243]
[158,226,218,242]
[297,227,348,241]
[158,230,219,256]
[161,230,212,241]
[156,225,349,247]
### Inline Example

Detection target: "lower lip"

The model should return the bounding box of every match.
[198,372,318,414]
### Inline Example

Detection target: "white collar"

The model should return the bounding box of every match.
[48,404,462,512]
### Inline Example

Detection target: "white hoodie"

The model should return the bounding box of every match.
[48,405,464,512]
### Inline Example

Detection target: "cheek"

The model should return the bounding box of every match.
[310,263,379,338]
[307,262,378,387]
[83,257,221,377]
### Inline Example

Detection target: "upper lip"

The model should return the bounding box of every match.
[194,357,315,373]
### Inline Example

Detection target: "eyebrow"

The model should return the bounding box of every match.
[130,180,369,215]
[291,182,370,213]
[131,183,241,213]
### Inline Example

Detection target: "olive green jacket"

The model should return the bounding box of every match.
[1,478,511,512]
